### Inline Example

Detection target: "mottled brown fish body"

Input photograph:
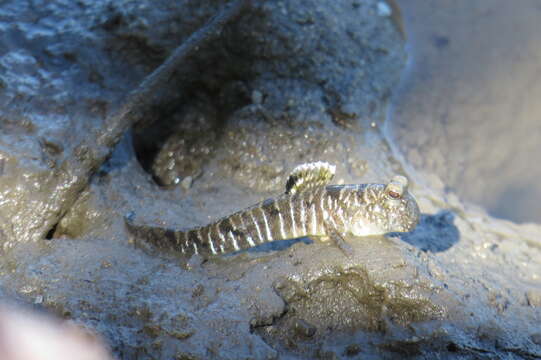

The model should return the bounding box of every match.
[164,185,366,256]
[126,176,421,257]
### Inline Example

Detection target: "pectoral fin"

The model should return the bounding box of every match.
[324,224,354,258]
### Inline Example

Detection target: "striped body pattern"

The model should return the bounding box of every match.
[126,164,420,257]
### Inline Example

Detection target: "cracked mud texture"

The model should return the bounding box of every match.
[1,0,541,359]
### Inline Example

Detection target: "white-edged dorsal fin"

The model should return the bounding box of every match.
[285,161,336,195]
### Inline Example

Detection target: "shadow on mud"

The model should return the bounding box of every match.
[230,237,314,256]
[395,210,459,253]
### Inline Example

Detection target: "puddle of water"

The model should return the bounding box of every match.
[389,0,541,224]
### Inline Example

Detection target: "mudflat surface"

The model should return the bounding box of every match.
[390,0,541,224]
[0,1,540,359]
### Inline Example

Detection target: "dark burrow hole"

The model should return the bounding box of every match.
[131,26,257,188]
[45,222,58,240]
[446,342,459,352]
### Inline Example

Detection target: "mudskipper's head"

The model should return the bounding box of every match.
[350,175,420,236]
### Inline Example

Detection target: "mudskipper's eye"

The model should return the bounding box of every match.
[387,190,401,199]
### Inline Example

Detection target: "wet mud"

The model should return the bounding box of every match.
[0,0,540,359]
[391,0,541,224]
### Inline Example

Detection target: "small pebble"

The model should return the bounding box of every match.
[293,318,316,338]
[345,344,361,357]
[526,290,541,307]
[186,254,203,270]
[377,2,392,17]
[192,284,204,298]
[181,176,192,190]
[252,90,263,105]
[531,333,541,345]
[20,285,35,294]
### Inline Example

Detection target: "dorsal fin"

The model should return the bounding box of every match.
[285,161,336,195]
